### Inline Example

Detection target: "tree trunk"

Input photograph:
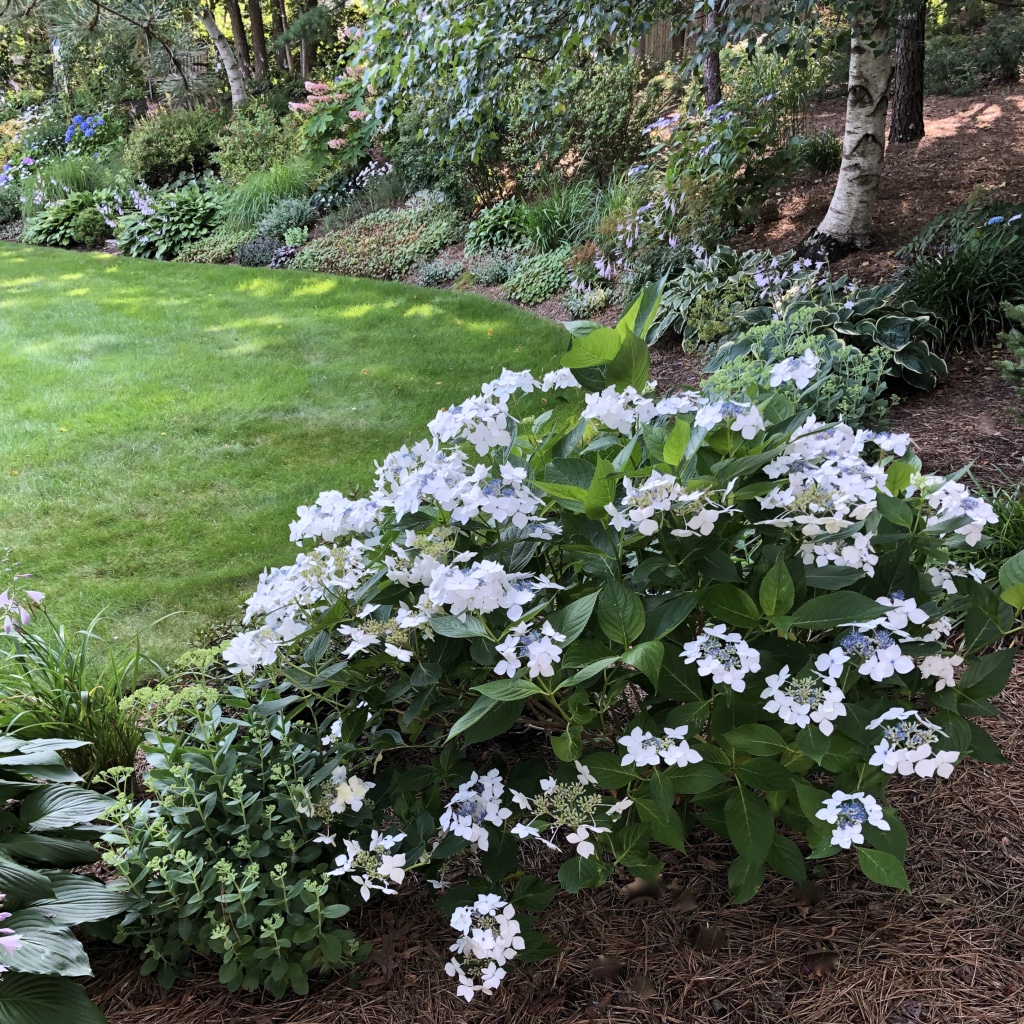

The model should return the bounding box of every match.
[224,0,253,80]
[247,0,270,80]
[298,0,318,81]
[270,0,292,72]
[200,7,249,109]
[889,1,926,144]
[805,15,893,257]
[703,1,722,107]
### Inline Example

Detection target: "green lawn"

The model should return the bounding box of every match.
[0,245,565,659]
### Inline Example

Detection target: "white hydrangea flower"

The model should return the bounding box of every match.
[446,895,525,1002]
[815,790,890,849]
[768,348,820,389]
[439,770,512,851]
[874,591,930,632]
[695,399,764,439]
[867,708,959,778]
[327,830,406,901]
[924,479,998,547]
[760,665,847,735]
[681,623,761,692]
[493,620,566,678]
[222,626,285,676]
[619,724,703,768]
[918,653,963,691]
[800,533,879,576]
[328,766,375,814]
[838,628,914,681]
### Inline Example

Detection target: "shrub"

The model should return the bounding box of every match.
[124,107,222,187]
[502,246,571,304]
[704,307,891,426]
[117,183,222,260]
[292,195,464,279]
[522,180,601,252]
[791,128,842,174]
[258,196,315,240]
[925,13,1024,96]
[291,77,377,173]
[283,225,308,246]
[215,293,1016,1003]
[213,103,293,185]
[0,617,151,778]
[997,299,1024,395]
[236,235,281,267]
[221,160,318,231]
[102,698,367,995]
[417,255,464,287]
[69,206,109,247]
[464,199,527,255]
[899,205,1024,351]
[0,183,20,224]
[175,226,256,264]
[22,191,99,247]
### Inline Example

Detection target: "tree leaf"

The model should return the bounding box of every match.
[662,417,691,468]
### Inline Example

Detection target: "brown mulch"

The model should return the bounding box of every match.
[738,85,1024,284]
[889,350,1024,486]
[86,657,1024,1024]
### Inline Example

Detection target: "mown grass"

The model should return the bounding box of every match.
[0,245,565,659]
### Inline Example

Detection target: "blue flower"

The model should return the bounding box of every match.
[83,128,95,137]
[986,215,1005,225]
[72,114,84,125]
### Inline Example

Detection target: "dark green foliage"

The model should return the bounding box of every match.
[790,128,842,174]
[22,192,98,248]
[503,247,571,305]
[900,203,1024,351]
[69,207,109,247]
[292,196,464,280]
[0,184,20,225]
[464,199,528,254]
[124,107,223,187]
[997,300,1024,395]
[958,482,1024,579]
[925,12,1024,96]
[417,255,464,287]
[103,703,367,996]
[117,184,222,260]
[522,180,602,252]
[175,227,256,264]
[236,235,281,267]
[258,197,316,240]
[213,103,293,185]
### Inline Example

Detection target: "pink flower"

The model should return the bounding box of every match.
[349,109,367,122]
[327,138,347,149]
[288,101,312,113]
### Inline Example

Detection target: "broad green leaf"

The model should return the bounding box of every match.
[766,833,807,882]
[641,594,697,642]
[546,592,599,645]
[701,583,761,629]
[562,327,622,368]
[795,724,830,765]
[429,615,490,639]
[609,821,654,869]
[724,786,774,865]
[583,751,639,790]
[621,640,664,683]
[3,911,92,977]
[551,726,583,762]
[557,856,609,893]
[511,875,557,913]
[662,417,691,468]
[597,581,645,647]
[734,757,796,792]
[876,492,914,528]
[856,847,910,891]
[480,828,519,882]
[605,332,650,391]
[21,787,112,833]
[998,550,1024,610]
[584,457,618,520]
[472,679,544,701]
[662,761,728,795]
[885,460,913,496]
[728,854,766,904]
[447,696,524,743]
[759,555,794,618]
[724,723,789,757]
[26,874,131,927]
[789,592,884,630]
[0,973,107,1024]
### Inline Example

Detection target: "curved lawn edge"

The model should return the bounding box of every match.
[0,244,568,659]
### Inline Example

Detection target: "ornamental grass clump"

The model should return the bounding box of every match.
[168,290,1017,1003]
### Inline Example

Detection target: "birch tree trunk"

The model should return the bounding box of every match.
[200,7,249,109]
[247,0,270,80]
[808,16,894,255]
[889,1,926,144]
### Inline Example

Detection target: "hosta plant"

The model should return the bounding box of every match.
[117,183,221,261]
[216,291,1016,1003]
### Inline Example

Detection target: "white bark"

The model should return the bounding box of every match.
[200,8,248,110]
[815,19,893,247]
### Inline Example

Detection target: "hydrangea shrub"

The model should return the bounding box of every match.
[216,292,1016,1001]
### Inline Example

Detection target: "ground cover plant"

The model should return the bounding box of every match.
[201,292,1018,1006]
[0,245,566,658]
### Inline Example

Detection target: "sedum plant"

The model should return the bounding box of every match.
[214,292,1015,1003]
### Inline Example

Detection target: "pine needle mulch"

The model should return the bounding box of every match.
[85,654,1024,1024]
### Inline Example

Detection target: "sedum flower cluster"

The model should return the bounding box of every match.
[217,293,1016,1001]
